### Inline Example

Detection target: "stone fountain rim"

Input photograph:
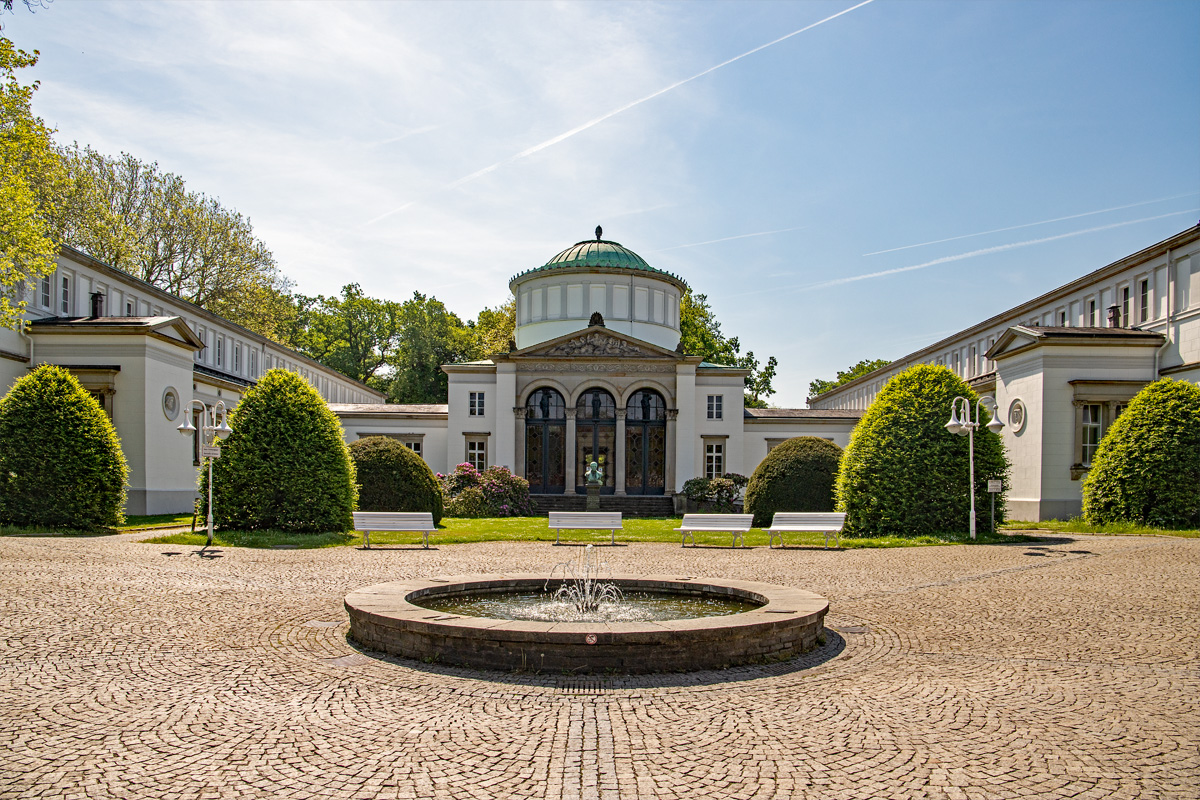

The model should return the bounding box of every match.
[345,573,828,636]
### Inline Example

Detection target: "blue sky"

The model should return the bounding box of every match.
[6,0,1199,405]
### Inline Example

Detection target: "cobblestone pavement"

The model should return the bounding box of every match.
[2,532,1198,799]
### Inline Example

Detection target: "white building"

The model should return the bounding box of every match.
[809,225,1200,521]
[330,231,859,513]
[0,246,383,515]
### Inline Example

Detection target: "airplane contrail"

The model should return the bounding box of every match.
[652,225,806,252]
[364,0,877,227]
[732,208,1199,297]
[862,192,1199,256]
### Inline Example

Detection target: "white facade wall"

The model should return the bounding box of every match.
[514,271,682,351]
[446,372,498,471]
[337,413,452,476]
[694,373,746,477]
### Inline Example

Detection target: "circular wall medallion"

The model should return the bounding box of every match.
[1008,398,1027,434]
[162,386,180,421]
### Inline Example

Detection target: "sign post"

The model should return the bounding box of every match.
[987,479,1003,534]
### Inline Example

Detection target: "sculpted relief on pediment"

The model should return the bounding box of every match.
[538,332,662,359]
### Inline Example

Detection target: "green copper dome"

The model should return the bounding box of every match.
[509,228,687,289]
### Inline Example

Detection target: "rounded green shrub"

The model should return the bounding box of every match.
[349,436,443,524]
[745,437,842,527]
[835,364,1009,536]
[1083,378,1200,528]
[0,364,128,528]
[203,369,356,532]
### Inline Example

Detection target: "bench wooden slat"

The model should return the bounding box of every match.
[674,513,754,548]
[765,512,846,549]
[547,511,623,545]
[353,512,437,549]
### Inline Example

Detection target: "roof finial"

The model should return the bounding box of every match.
[595,225,603,241]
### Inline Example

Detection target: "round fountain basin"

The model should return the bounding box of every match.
[345,574,829,674]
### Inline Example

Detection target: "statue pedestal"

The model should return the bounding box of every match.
[586,484,601,511]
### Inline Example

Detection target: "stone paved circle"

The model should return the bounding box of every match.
[1,532,1197,799]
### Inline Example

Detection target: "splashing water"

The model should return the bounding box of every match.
[545,544,623,614]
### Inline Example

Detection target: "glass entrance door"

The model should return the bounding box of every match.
[575,388,616,494]
[525,388,566,493]
[625,390,666,495]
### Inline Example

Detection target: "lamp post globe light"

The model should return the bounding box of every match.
[177,400,233,551]
[945,395,1004,540]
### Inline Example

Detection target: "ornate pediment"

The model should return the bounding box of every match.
[527,331,668,359]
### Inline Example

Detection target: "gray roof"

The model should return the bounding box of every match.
[744,408,864,420]
[328,403,448,415]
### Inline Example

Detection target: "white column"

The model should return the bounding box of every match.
[674,363,697,492]
[513,406,527,479]
[565,408,577,493]
[615,409,627,496]
[494,363,517,470]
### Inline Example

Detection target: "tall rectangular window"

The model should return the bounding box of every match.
[1081,404,1102,466]
[1121,287,1130,327]
[1139,279,1149,322]
[705,442,724,479]
[125,300,134,316]
[466,439,487,470]
[216,335,224,368]
[40,276,51,308]
[969,345,977,377]
[250,349,258,377]
[233,344,241,374]
[707,395,723,420]
[1059,310,1067,326]
[1088,299,1097,327]
[469,391,485,416]
[60,276,70,315]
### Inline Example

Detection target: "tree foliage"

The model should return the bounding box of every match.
[745,437,842,527]
[836,364,1009,536]
[203,369,356,532]
[349,436,443,523]
[809,358,891,398]
[0,37,64,328]
[0,365,128,528]
[287,283,401,386]
[387,292,477,403]
[1082,379,1200,528]
[470,298,516,355]
[678,289,778,406]
[49,146,295,340]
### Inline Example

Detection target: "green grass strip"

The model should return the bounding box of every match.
[140,517,1035,550]
[1003,519,1199,538]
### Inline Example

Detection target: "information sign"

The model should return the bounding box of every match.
[987,479,1002,493]
[200,445,222,459]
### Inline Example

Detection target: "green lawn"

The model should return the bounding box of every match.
[1002,519,1200,538]
[119,514,196,531]
[140,517,1036,550]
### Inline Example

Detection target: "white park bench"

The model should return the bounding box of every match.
[675,513,754,548]
[765,512,847,550]
[353,511,437,549]
[548,511,623,545]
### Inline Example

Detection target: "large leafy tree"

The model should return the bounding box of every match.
[470,298,515,355]
[287,283,401,386]
[388,292,476,403]
[50,146,295,340]
[808,358,891,398]
[0,37,64,328]
[678,289,778,407]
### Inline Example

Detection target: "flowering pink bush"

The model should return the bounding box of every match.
[438,463,534,517]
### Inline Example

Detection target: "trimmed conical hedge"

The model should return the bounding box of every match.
[203,369,356,532]
[744,436,842,527]
[350,436,443,523]
[836,364,1009,536]
[0,364,128,528]
[1083,378,1200,528]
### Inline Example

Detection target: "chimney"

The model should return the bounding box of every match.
[1107,304,1121,328]
[89,292,105,319]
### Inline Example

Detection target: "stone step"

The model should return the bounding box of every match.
[530,494,675,518]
